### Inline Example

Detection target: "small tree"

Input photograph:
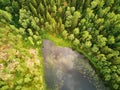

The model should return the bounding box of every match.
[71,11,81,28]
[0,9,12,22]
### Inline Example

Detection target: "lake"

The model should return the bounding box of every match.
[42,40,108,90]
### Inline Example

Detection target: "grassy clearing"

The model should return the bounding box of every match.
[44,32,72,48]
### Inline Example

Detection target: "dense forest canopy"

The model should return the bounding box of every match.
[0,0,120,90]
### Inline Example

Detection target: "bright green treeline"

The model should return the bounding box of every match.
[0,0,120,90]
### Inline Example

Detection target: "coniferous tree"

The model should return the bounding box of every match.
[29,3,37,16]
[71,11,81,28]
[31,0,38,8]
[0,9,12,22]
[38,3,45,15]
[12,1,19,12]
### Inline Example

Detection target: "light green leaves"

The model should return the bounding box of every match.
[104,74,111,81]
[24,77,31,83]
[0,9,12,22]
[81,31,92,41]
[91,45,99,53]
[29,3,37,16]
[96,35,107,47]
[17,79,23,84]
[68,34,74,41]
[97,54,107,61]
[73,28,79,35]
[73,38,80,46]
[65,15,72,28]
[28,28,33,36]
[107,35,115,44]
[28,37,34,45]
[1,85,9,90]
[62,30,68,39]
[72,11,81,28]
[84,41,92,48]
[91,0,99,9]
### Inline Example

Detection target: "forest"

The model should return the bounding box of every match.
[0,0,120,90]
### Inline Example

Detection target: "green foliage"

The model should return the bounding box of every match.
[86,8,94,18]
[101,46,113,54]
[71,11,81,28]
[84,41,92,48]
[31,17,40,31]
[112,57,120,64]
[0,0,10,8]
[73,28,79,35]
[68,34,74,41]
[28,36,34,45]
[46,12,56,25]
[107,35,115,44]
[12,1,19,12]
[45,22,53,31]
[29,3,37,16]
[27,28,33,36]
[96,35,107,48]
[31,0,37,8]
[38,3,45,14]
[62,30,68,39]
[104,74,111,81]
[70,7,75,14]
[91,0,99,9]
[91,44,99,53]
[0,23,45,90]
[113,84,119,90]
[73,38,80,46]
[105,0,114,6]
[0,9,12,22]
[1,85,9,90]
[65,15,72,28]
[81,31,92,41]
[19,8,31,28]
[0,0,120,89]
[96,54,107,61]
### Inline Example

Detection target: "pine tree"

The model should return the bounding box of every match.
[0,9,12,22]
[71,11,81,28]
[31,0,38,8]
[12,1,20,13]
[38,3,45,14]
[29,3,37,16]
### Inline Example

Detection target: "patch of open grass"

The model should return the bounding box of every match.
[44,32,72,48]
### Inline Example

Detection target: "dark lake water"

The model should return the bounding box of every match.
[42,40,108,90]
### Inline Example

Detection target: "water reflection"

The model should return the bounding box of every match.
[42,40,107,90]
